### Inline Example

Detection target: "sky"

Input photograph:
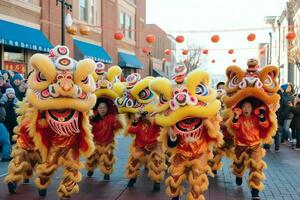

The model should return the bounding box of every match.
[146,0,287,75]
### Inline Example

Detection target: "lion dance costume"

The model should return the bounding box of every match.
[222,59,279,199]
[5,99,42,192]
[149,65,223,200]
[209,89,235,174]
[115,73,165,191]
[5,45,97,199]
[85,62,125,180]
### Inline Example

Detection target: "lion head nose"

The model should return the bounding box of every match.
[176,93,187,104]
[60,81,73,91]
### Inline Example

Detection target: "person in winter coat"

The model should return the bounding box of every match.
[0,74,11,95]
[10,73,23,100]
[290,94,300,150]
[0,103,12,162]
[0,88,19,142]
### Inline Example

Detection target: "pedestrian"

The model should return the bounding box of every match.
[1,88,19,142]
[10,73,23,100]
[1,70,12,85]
[280,83,295,144]
[0,74,11,95]
[0,100,12,162]
[290,93,300,150]
[18,80,27,101]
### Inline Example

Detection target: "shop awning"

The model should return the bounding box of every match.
[118,52,143,69]
[74,39,112,63]
[0,20,52,52]
[152,69,165,77]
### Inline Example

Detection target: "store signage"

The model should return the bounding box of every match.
[4,61,26,74]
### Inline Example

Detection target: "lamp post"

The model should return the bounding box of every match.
[56,0,72,45]
[148,52,153,76]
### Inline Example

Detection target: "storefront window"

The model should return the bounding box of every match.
[4,46,25,63]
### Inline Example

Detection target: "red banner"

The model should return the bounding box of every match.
[4,61,26,74]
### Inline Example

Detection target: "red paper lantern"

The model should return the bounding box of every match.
[114,32,124,40]
[182,49,189,55]
[142,47,149,54]
[176,35,185,43]
[286,32,296,41]
[212,59,216,63]
[202,49,209,54]
[146,34,156,44]
[247,33,256,41]
[228,49,234,54]
[232,59,236,63]
[211,35,220,43]
[165,49,172,55]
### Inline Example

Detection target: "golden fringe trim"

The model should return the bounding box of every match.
[165,175,185,197]
[35,178,52,189]
[79,112,95,158]
[187,193,205,200]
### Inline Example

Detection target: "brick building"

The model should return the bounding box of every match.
[0,0,172,78]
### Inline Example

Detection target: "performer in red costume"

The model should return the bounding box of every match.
[86,99,122,180]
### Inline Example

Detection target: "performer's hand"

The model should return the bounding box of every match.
[169,131,177,141]
[233,108,242,119]
[254,106,267,116]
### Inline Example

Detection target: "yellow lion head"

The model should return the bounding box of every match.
[150,65,221,145]
[27,45,97,112]
[114,73,155,114]
[222,61,280,144]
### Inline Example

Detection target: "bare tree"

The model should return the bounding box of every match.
[182,42,208,72]
[288,46,300,72]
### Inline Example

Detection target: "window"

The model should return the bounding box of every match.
[120,12,126,35]
[80,0,88,22]
[90,0,95,24]
[4,46,25,63]
[120,12,134,40]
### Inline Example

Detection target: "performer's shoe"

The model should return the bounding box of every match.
[104,174,110,181]
[251,189,260,200]
[153,182,160,191]
[23,179,30,184]
[38,188,47,197]
[7,182,16,194]
[127,178,136,188]
[235,177,243,186]
[87,171,94,177]
[171,196,179,200]
[212,170,217,175]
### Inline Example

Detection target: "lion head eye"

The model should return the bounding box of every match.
[195,83,208,96]
[159,94,168,104]
[138,88,153,100]
[263,75,274,87]
[228,75,239,88]
[36,72,46,82]
[81,77,89,84]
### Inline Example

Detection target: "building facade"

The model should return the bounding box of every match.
[0,0,171,78]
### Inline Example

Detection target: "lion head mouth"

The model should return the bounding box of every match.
[173,117,204,142]
[45,109,80,136]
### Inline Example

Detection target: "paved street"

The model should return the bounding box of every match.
[0,136,300,200]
